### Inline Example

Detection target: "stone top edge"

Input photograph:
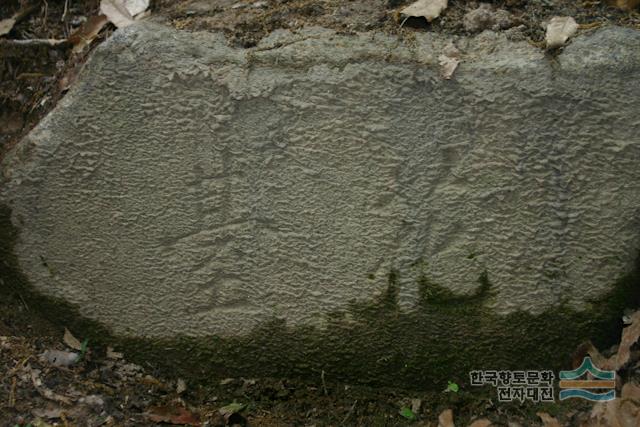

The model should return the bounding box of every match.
[1,20,638,176]
[103,21,640,72]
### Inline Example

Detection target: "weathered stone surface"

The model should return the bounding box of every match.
[2,23,640,363]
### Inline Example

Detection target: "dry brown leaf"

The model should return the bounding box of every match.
[0,3,40,37]
[68,15,109,53]
[176,378,187,394]
[607,311,640,370]
[31,419,54,427]
[537,412,561,427]
[29,368,73,405]
[608,0,640,10]
[36,387,72,405]
[468,419,492,427]
[572,340,608,369]
[146,405,200,425]
[618,400,640,427]
[622,381,640,401]
[63,328,82,350]
[124,0,150,16]
[401,0,448,23]
[588,400,632,427]
[42,349,79,367]
[438,409,455,427]
[106,346,123,359]
[100,0,135,28]
[589,402,609,425]
[100,0,149,28]
[438,43,460,80]
[0,16,17,36]
[31,407,64,419]
[545,16,578,49]
[607,382,640,427]
[410,398,422,415]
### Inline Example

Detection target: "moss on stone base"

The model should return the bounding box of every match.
[1,204,639,389]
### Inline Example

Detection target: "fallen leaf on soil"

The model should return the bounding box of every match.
[79,394,105,409]
[537,412,561,427]
[68,15,109,53]
[106,346,123,359]
[411,398,422,414]
[0,16,17,37]
[438,409,455,427]
[572,340,608,369]
[100,0,135,28]
[606,310,640,370]
[32,419,54,427]
[622,381,640,400]
[123,0,150,16]
[42,349,79,367]
[100,0,149,27]
[399,406,416,420]
[468,419,492,427]
[30,367,73,405]
[146,405,200,425]
[608,0,640,10]
[177,378,187,394]
[587,388,640,427]
[585,402,607,426]
[438,43,460,80]
[545,16,578,49]
[63,328,83,350]
[446,380,460,393]
[32,407,64,419]
[601,382,640,427]
[0,2,40,37]
[401,0,448,23]
[219,402,246,417]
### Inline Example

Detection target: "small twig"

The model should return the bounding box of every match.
[41,0,48,30]
[8,355,33,377]
[17,292,29,311]
[8,377,16,407]
[61,0,70,22]
[30,367,73,405]
[17,72,46,80]
[320,369,328,396]
[341,400,357,426]
[0,38,68,47]
[36,385,73,405]
[578,21,603,30]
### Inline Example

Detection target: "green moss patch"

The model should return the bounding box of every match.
[1,204,639,389]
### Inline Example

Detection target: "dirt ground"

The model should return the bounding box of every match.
[154,0,640,47]
[2,0,640,426]
[0,290,604,427]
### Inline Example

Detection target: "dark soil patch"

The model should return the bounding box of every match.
[0,298,590,427]
[0,0,105,157]
[152,0,640,47]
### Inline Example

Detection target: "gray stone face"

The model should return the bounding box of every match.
[2,23,640,341]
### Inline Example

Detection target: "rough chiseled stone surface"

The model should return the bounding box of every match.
[2,23,640,340]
